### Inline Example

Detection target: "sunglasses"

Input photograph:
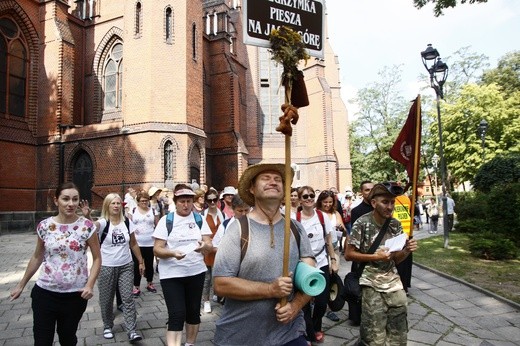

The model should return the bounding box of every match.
[206,198,218,203]
[301,193,315,200]
[381,182,405,196]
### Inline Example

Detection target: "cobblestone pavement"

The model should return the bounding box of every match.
[1,228,519,345]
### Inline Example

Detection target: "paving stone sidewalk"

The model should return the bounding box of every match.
[1,231,519,345]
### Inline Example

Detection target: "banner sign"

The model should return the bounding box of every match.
[394,195,412,236]
[242,0,324,58]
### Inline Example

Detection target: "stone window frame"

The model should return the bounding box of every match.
[92,27,124,123]
[164,5,174,44]
[192,22,197,61]
[160,136,178,183]
[0,2,39,135]
[188,140,205,185]
[0,17,28,118]
[134,1,142,38]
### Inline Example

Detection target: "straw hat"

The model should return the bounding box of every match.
[148,186,162,197]
[222,186,237,196]
[238,163,293,206]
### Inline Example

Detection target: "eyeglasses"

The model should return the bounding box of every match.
[206,198,218,203]
[301,193,315,200]
[381,182,405,196]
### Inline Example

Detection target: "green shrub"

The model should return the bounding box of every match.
[453,191,482,221]
[455,183,520,246]
[469,233,519,260]
[483,183,520,245]
[454,219,490,234]
[473,153,520,192]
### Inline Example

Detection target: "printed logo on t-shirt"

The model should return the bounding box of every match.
[111,228,126,245]
[188,222,197,229]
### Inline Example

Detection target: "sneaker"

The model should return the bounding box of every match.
[212,294,219,302]
[203,301,212,313]
[325,311,340,322]
[315,331,325,343]
[103,328,114,339]
[146,283,157,293]
[128,331,142,343]
[132,288,141,297]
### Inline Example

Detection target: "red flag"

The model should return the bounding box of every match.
[389,96,421,181]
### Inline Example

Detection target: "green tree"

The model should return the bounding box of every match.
[413,0,489,17]
[349,66,411,188]
[481,51,520,98]
[444,47,489,98]
[430,83,520,186]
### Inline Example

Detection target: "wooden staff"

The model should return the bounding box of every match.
[281,80,293,307]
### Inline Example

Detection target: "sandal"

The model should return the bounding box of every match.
[132,287,141,297]
[103,328,114,339]
[146,283,157,293]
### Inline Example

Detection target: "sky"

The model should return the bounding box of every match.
[324,0,520,119]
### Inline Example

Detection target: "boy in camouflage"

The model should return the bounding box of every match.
[345,182,418,345]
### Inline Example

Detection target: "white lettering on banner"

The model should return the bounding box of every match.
[264,22,280,35]
[298,29,320,49]
[248,19,262,34]
[268,0,317,13]
[269,8,302,26]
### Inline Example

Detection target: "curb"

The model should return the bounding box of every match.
[413,262,520,311]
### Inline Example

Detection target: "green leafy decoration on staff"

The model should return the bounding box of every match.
[269,26,310,88]
[269,26,310,136]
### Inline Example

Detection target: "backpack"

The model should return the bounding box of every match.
[166,211,203,236]
[99,218,131,245]
[222,217,232,230]
[238,215,301,262]
[296,209,327,257]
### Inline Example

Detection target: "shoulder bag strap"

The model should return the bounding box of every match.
[356,217,392,276]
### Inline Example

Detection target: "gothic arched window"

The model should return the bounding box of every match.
[0,17,28,117]
[103,43,123,110]
[164,140,173,180]
[165,7,173,43]
[135,2,142,36]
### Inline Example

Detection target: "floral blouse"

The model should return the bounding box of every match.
[35,216,96,293]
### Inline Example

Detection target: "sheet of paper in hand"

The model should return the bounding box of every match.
[384,233,407,252]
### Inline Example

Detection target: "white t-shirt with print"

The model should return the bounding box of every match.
[130,208,156,247]
[299,210,333,268]
[153,212,212,279]
[98,218,133,267]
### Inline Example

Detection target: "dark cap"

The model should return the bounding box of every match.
[368,182,404,200]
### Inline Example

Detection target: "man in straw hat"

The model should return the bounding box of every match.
[213,163,315,346]
[345,182,418,345]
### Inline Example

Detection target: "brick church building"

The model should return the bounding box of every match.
[0,0,351,231]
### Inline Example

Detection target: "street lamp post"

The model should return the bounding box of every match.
[432,153,439,197]
[421,44,450,248]
[478,119,489,162]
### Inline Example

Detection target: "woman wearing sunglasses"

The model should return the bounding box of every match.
[201,188,226,313]
[296,186,337,344]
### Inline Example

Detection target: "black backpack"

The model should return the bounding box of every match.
[99,218,131,245]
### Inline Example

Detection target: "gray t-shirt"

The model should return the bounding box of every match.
[213,217,314,346]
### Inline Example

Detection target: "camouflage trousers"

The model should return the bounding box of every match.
[359,286,408,346]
